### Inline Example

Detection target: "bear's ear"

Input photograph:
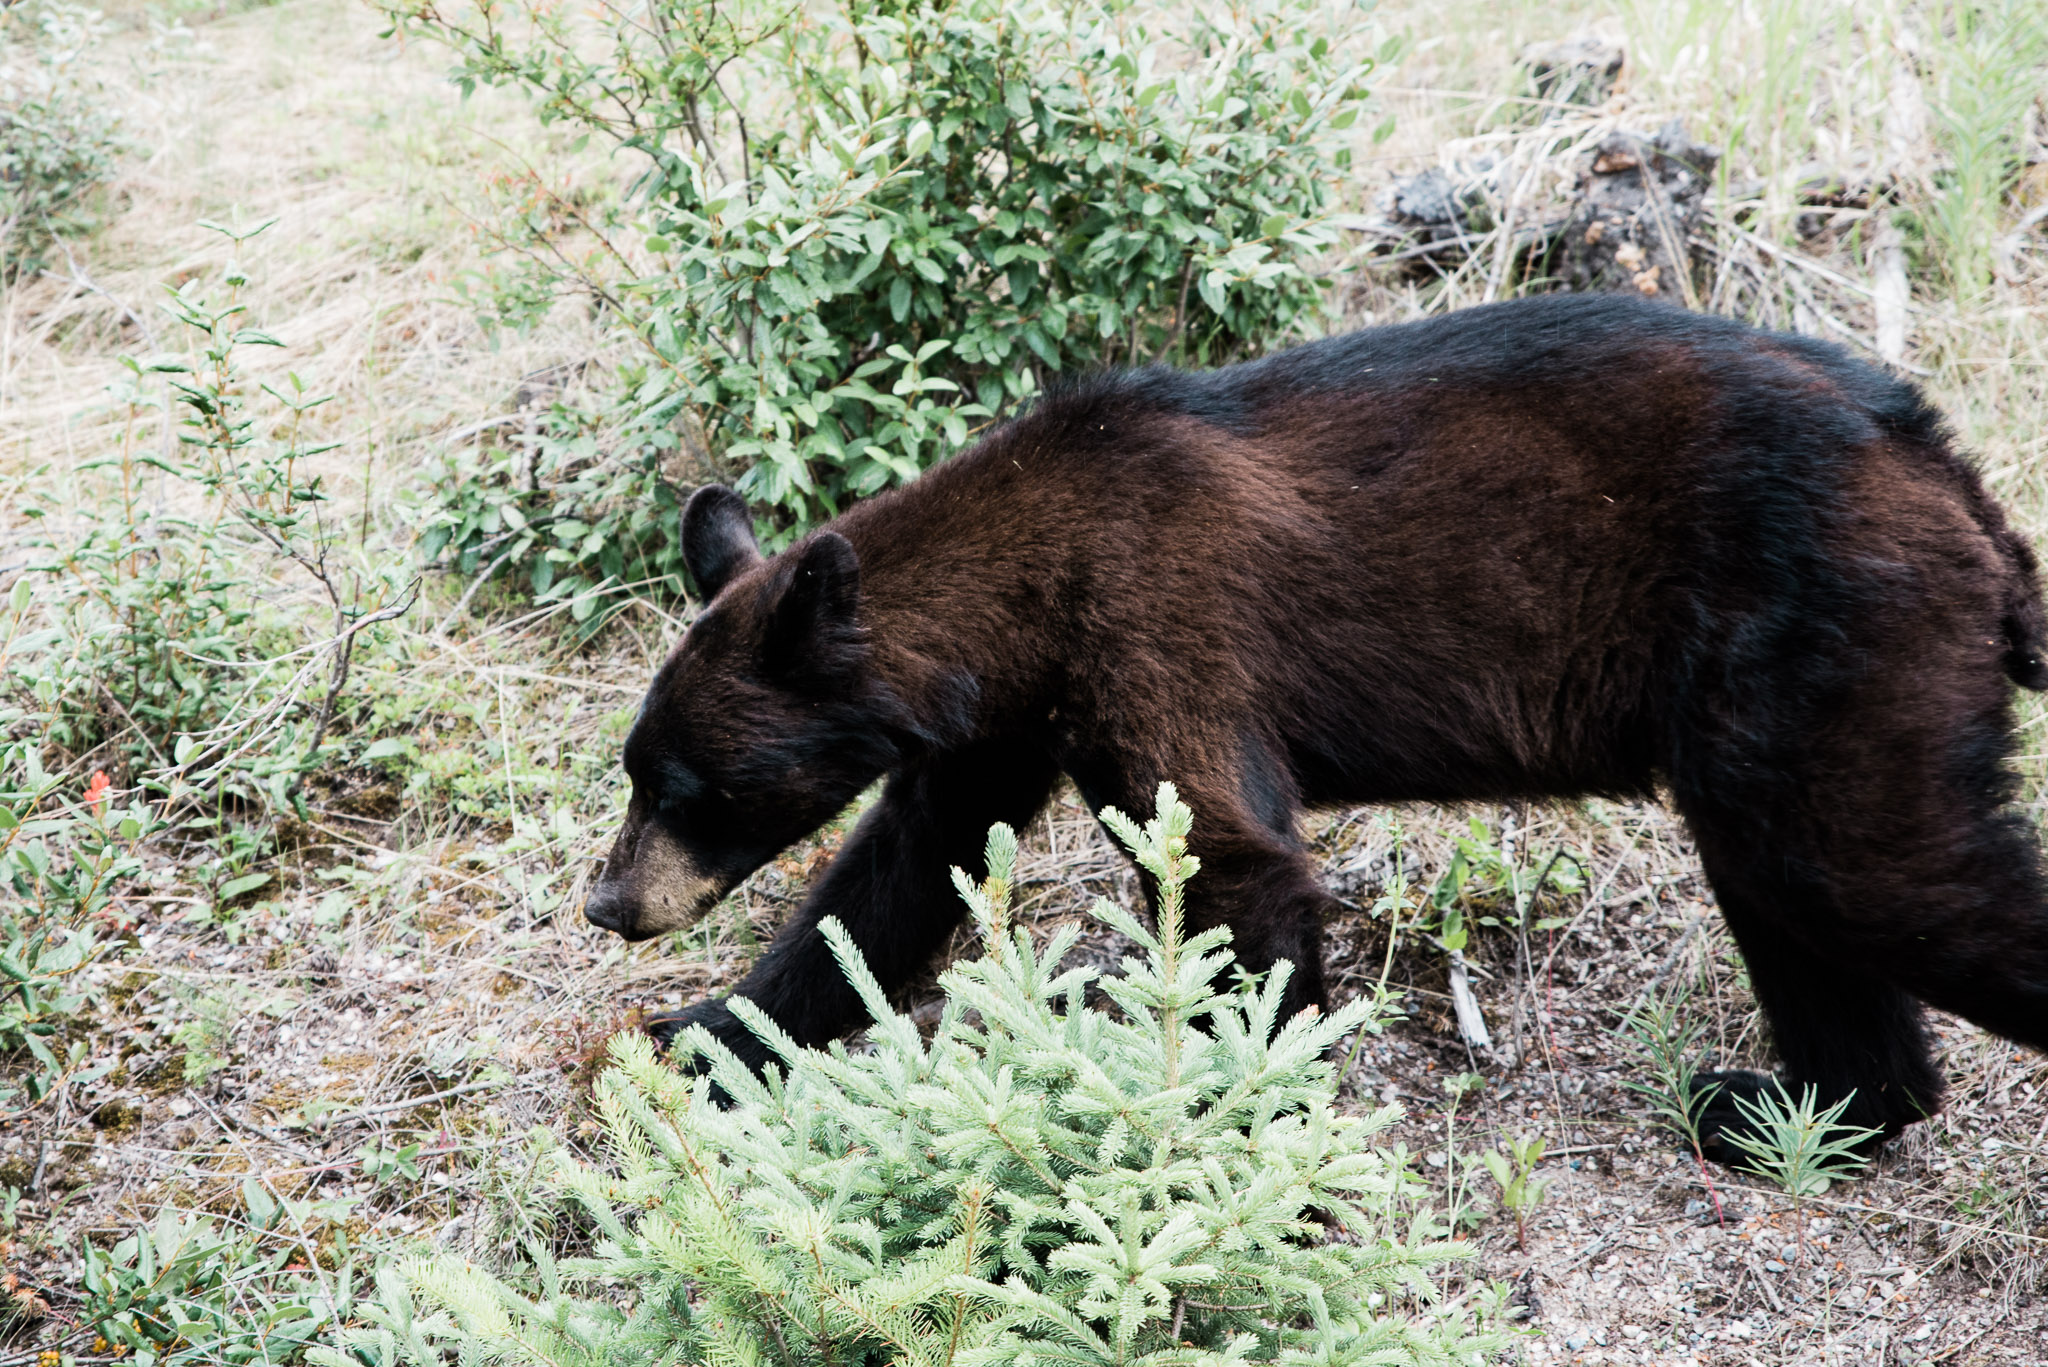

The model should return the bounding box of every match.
[763,532,862,678]
[682,485,762,600]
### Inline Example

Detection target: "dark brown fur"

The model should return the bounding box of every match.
[584,293,2048,1159]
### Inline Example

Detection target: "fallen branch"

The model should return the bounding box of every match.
[1447,949,1493,1052]
[304,1072,549,1125]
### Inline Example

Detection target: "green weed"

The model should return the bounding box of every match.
[1479,1132,1551,1253]
[1919,0,2048,302]
[82,1186,366,1367]
[1617,995,1728,1225]
[1724,1084,1883,1267]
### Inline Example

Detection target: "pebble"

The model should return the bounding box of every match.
[1763,1259,1788,1273]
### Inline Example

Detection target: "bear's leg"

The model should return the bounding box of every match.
[1178,834,1336,1026]
[1863,808,2048,1052]
[1082,763,1333,1026]
[1684,849,1945,1166]
[1677,668,2048,1164]
[648,735,1059,1074]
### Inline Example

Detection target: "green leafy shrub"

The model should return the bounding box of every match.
[82,1186,367,1367]
[0,681,152,1108]
[351,787,1505,1366]
[0,226,414,1110]
[388,0,1384,600]
[0,2,122,279]
[16,219,414,810]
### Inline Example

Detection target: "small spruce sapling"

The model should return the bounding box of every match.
[365,785,1509,1367]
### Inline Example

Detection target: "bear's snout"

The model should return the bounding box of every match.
[583,882,631,933]
[585,816,725,940]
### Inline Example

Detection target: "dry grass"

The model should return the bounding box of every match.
[4,1,2048,1365]
[0,0,612,524]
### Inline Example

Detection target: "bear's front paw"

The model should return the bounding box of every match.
[644,1009,698,1051]
[1690,1069,1897,1172]
[645,999,776,1107]
[646,999,755,1056]
[1690,1068,1784,1171]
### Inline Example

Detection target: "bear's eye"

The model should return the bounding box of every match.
[652,758,705,813]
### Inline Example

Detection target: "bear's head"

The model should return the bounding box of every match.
[582,485,907,940]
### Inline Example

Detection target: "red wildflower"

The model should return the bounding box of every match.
[83,770,110,809]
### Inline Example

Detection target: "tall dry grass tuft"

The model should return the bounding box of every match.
[1,0,612,536]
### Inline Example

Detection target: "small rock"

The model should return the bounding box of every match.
[1393,169,1465,227]
[1763,1259,1788,1273]
[1520,36,1625,105]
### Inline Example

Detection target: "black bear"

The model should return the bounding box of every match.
[582,292,2048,1161]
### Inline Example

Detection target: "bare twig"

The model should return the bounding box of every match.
[311,1073,545,1124]
[290,581,422,794]
[433,545,526,638]
[1872,213,1911,365]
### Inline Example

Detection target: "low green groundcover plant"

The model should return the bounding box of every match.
[82,1191,369,1367]
[334,787,1506,1366]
